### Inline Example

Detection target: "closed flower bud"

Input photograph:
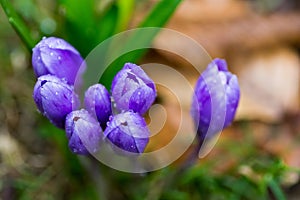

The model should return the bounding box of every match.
[191,58,240,139]
[32,37,84,85]
[104,111,149,154]
[65,109,103,155]
[33,75,79,128]
[84,84,112,129]
[111,63,156,115]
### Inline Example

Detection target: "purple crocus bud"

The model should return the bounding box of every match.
[32,37,84,85]
[191,58,240,139]
[84,84,112,129]
[111,63,156,115]
[33,75,79,128]
[65,109,103,155]
[104,111,149,154]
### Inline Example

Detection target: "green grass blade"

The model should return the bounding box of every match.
[0,0,36,52]
[138,0,182,28]
[114,0,135,33]
[99,0,182,87]
[266,176,286,200]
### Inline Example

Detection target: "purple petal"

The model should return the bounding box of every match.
[104,111,149,153]
[84,84,112,129]
[191,58,240,139]
[65,109,103,155]
[32,37,85,85]
[33,75,79,128]
[111,63,156,115]
[129,86,156,114]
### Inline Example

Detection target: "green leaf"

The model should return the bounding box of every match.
[138,0,182,28]
[266,176,286,200]
[114,0,135,33]
[0,0,37,51]
[59,0,97,56]
[99,0,182,88]
[96,3,119,43]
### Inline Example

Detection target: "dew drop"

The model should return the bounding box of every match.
[42,36,46,40]
[50,52,54,56]
[37,56,41,60]
[55,92,58,95]
[58,56,61,60]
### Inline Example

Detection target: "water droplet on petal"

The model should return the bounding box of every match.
[55,92,58,95]
[50,52,54,56]
[42,36,46,40]
[58,56,61,60]
[37,56,41,60]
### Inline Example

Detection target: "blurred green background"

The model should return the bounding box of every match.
[1,0,300,199]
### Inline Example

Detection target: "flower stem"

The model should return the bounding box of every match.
[0,0,36,52]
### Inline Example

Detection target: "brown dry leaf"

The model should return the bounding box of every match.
[284,146,300,169]
[234,47,300,122]
[173,0,251,23]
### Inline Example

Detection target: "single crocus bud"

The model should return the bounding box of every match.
[111,63,156,115]
[84,84,112,129]
[65,109,103,155]
[191,58,240,139]
[104,111,149,154]
[33,75,79,128]
[32,37,84,85]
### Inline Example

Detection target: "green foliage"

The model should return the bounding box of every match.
[99,0,182,88]
[164,156,288,200]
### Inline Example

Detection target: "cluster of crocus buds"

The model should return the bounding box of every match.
[32,37,155,155]
[32,36,240,156]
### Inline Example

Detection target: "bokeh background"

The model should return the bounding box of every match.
[0,0,300,199]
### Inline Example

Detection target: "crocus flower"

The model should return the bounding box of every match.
[84,84,112,129]
[104,111,150,153]
[111,63,156,115]
[32,37,84,85]
[33,75,79,128]
[191,58,240,139]
[65,109,103,155]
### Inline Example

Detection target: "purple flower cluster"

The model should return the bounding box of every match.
[32,37,155,155]
[32,37,240,156]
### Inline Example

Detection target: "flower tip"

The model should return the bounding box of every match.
[32,36,84,84]
[212,58,228,71]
